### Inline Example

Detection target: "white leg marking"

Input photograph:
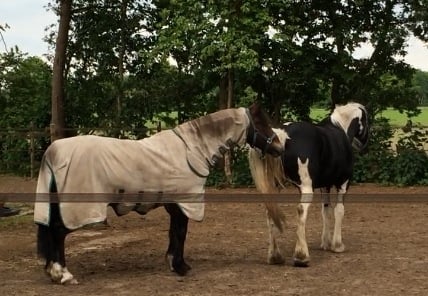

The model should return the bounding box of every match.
[61,267,78,285]
[332,181,347,253]
[293,158,313,266]
[166,254,174,272]
[266,212,285,264]
[320,188,333,250]
[49,262,63,283]
[47,262,78,284]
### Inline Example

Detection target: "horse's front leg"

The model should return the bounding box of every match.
[266,205,285,265]
[293,158,313,267]
[164,203,191,276]
[294,189,313,267]
[331,181,347,253]
[320,187,333,250]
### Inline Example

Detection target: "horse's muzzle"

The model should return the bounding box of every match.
[266,141,284,157]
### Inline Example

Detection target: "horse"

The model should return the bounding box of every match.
[249,102,369,267]
[34,103,283,284]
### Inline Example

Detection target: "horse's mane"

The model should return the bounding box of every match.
[330,102,366,131]
[248,128,289,232]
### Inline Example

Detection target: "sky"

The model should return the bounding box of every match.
[1,0,428,71]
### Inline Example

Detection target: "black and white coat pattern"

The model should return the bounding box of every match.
[249,102,369,267]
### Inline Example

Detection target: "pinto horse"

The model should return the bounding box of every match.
[35,103,283,284]
[249,102,369,267]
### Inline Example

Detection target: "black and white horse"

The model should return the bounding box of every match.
[249,102,369,267]
[35,103,283,284]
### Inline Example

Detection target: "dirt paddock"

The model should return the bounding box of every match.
[0,176,427,295]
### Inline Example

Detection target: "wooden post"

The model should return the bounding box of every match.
[29,122,35,179]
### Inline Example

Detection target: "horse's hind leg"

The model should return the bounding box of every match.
[38,203,76,284]
[320,187,333,250]
[331,181,347,253]
[164,203,191,276]
[293,158,313,267]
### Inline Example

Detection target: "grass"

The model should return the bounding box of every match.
[0,214,33,230]
[310,106,428,127]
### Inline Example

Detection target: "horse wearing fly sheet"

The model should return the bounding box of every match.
[249,102,369,267]
[34,103,283,284]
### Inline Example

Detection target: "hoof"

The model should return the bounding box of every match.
[166,254,191,276]
[320,241,331,251]
[331,243,345,253]
[61,277,79,285]
[293,258,310,267]
[174,262,191,276]
[268,254,285,265]
[61,268,78,285]
[47,263,63,283]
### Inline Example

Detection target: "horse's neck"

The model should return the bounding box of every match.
[329,114,358,142]
[174,108,249,164]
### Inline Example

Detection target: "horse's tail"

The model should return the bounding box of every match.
[36,154,55,260]
[248,129,288,232]
[37,224,50,260]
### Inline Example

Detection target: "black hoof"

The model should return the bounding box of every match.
[293,258,310,267]
[174,262,192,276]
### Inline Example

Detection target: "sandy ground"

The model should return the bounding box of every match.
[0,176,427,295]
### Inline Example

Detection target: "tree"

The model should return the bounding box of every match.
[50,0,73,141]
[0,49,52,174]
[46,0,161,135]
[412,70,428,105]
[406,0,428,41]
[268,0,418,114]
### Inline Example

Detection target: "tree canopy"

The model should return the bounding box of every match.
[3,1,428,131]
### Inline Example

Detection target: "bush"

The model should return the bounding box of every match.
[206,146,253,187]
[354,118,428,186]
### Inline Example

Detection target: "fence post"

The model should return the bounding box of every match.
[29,122,35,179]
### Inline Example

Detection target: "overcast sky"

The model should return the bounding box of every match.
[1,0,428,71]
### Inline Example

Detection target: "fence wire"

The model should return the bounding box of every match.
[0,125,427,178]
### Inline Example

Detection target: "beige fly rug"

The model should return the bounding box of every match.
[34,107,249,230]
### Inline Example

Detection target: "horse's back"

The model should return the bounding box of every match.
[282,122,353,188]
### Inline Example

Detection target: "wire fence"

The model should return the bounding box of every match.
[0,124,163,178]
[1,124,427,179]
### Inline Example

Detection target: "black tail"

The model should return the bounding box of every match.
[37,177,58,261]
[37,224,50,260]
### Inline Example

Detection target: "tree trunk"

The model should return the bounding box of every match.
[51,0,72,142]
[223,69,234,185]
[330,33,344,110]
[218,74,228,110]
[115,0,128,136]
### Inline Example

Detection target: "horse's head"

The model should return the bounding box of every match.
[246,103,284,157]
[331,102,370,152]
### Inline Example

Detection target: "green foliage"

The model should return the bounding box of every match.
[206,146,253,187]
[2,0,428,184]
[0,49,51,175]
[413,70,428,105]
[354,118,428,186]
[353,118,395,183]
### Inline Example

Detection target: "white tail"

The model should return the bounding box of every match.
[248,128,289,232]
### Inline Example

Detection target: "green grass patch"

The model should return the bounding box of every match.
[310,106,428,126]
[0,214,33,230]
[377,107,428,126]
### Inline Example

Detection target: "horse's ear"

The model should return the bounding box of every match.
[365,102,372,113]
[249,101,261,114]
